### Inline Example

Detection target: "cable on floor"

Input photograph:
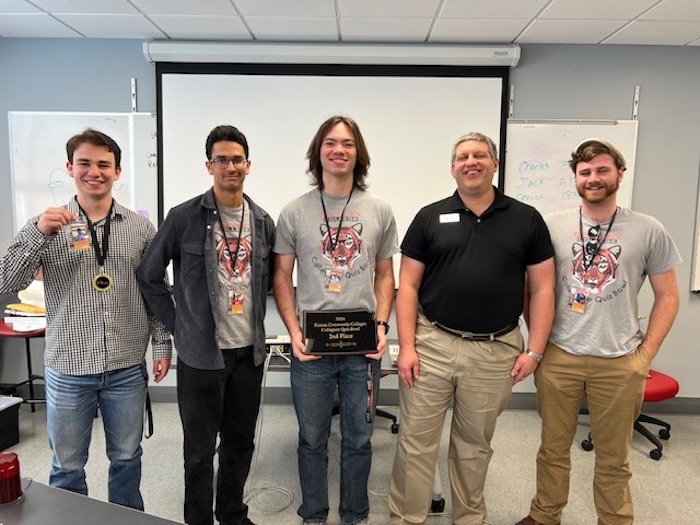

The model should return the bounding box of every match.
[243,349,294,513]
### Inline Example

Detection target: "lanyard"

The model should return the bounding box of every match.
[578,206,618,271]
[78,200,113,267]
[214,200,245,264]
[320,189,353,253]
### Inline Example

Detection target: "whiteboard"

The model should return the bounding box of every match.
[8,111,158,232]
[504,120,639,216]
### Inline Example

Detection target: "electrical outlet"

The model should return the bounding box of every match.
[389,344,399,366]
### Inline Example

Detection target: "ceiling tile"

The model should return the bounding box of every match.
[0,0,42,14]
[30,0,137,14]
[151,15,252,40]
[339,0,441,18]
[641,0,700,21]
[246,16,338,41]
[130,0,237,16]
[341,17,432,42]
[604,20,700,45]
[233,0,336,18]
[540,0,658,19]
[52,13,166,38]
[517,19,627,44]
[0,13,80,37]
[439,0,549,19]
[430,19,528,43]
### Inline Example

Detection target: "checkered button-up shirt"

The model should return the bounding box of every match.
[0,198,172,375]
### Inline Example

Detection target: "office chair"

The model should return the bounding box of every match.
[581,369,680,460]
[331,403,399,433]
[331,377,400,434]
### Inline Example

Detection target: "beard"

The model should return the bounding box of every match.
[577,179,620,203]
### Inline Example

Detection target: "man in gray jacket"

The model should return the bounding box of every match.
[137,125,275,525]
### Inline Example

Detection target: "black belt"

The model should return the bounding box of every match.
[429,320,518,341]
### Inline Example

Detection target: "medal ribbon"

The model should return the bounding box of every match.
[578,206,618,271]
[320,189,353,253]
[78,200,114,268]
[214,200,245,274]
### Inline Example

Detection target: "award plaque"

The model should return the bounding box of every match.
[303,309,378,355]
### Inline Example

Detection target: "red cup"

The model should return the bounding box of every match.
[0,452,22,504]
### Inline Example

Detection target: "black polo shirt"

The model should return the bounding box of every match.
[401,187,553,333]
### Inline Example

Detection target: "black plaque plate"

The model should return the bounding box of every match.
[303,309,377,355]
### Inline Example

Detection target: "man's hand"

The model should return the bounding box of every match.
[397,345,420,388]
[152,358,171,383]
[366,327,388,361]
[37,207,76,236]
[290,332,321,362]
[510,352,539,385]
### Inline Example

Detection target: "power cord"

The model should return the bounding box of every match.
[243,348,294,513]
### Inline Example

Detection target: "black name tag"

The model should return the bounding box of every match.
[303,309,377,355]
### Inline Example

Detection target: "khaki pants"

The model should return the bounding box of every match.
[529,343,650,525]
[389,312,522,525]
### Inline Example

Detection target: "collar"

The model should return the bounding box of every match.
[448,186,509,216]
[202,187,252,213]
[68,196,123,222]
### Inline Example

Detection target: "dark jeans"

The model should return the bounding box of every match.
[291,355,380,525]
[177,347,263,525]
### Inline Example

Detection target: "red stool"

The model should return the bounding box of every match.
[581,369,680,460]
[634,370,679,460]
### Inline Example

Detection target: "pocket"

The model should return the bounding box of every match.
[183,242,204,256]
[632,345,652,379]
[637,344,653,364]
[182,242,206,281]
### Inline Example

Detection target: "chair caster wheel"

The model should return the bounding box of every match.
[581,439,594,451]
[650,448,662,460]
[430,498,445,513]
[659,428,670,440]
[391,422,399,434]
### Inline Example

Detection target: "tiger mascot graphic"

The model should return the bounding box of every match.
[320,223,363,270]
[217,234,252,282]
[571,242,622,294]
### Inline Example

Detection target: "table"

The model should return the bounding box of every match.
[0,479,182,524]
[0,320,45,412]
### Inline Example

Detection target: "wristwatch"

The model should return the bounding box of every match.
[376,320,390,335]
[523,348,543,363]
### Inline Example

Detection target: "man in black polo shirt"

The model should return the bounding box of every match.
[388,131,555,525]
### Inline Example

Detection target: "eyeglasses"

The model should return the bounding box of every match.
[209,156,248,169]
[583,225,600,268]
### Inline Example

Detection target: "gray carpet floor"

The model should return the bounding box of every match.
[7,400,700,524]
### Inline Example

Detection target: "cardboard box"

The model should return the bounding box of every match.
[0,396,22,450]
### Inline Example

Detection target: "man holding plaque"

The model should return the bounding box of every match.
[273,115,398,525]
[389,132,556,525]
[0,129,172,510]
[137,125,275,525]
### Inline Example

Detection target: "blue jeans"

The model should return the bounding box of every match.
[45,364,147,510]
[291,354,380,525]
[177,347,264,525]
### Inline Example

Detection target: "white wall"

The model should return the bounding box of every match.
[2,40,699,400]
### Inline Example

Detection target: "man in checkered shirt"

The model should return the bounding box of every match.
[0,128,172,510]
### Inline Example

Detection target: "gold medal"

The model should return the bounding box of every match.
[92,272,114,292]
